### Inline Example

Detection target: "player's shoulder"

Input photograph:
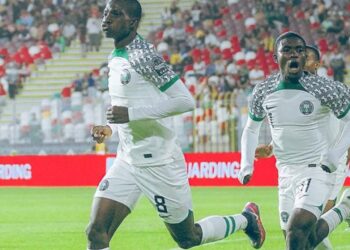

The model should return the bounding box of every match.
[252,72,280,96]
[300,72,349,95]
[126,35,167,75]
[127,35,159,63]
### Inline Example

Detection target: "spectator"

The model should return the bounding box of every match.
[329,47,346,82]
[249,64,265,87]
[87,72,96,98]
[29,113,42,143]
[0,82,6,107]
[5,61,19,99]
[78,23,87,57]
[97,69,109,92]
[62,19,76,47]
[86,11,102,52]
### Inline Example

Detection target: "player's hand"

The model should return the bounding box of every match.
[238,168,253,185]
[106,106,129,124]
[91,125,112,144]
[255,144,273,159]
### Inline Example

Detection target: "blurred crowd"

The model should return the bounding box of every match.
[0,0,104,108]
[0,0,350,153]
[148,0,349,97]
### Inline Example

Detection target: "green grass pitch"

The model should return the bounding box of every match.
[0,187,349,250]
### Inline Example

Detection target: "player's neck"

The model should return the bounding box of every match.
[114,31,137,49]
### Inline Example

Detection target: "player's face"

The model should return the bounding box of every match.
[305,48,320,74]
[101,0,133,41]
[276,37,306,80]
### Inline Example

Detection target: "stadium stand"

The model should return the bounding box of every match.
[0,0,349,155]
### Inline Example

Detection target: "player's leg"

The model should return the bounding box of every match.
[278,175,295,241]
[137,159,265,249]
[312,189,350,247]
[286,167,334,250]
[323,199,336,213]
[86,197,130,249]
[86,159,142,250]
[314,168,347,249]
[313,189,336,250]
[286,208,317,249]
[164,210,201,248]
[165,202,265,249]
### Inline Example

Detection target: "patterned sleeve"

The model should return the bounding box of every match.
[248,82,267,121]
[308,76,350,119]
[129,46,179,92]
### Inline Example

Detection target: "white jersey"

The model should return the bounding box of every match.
[328,114,348,170]
[108,35,182,167]
[249,72,350,175]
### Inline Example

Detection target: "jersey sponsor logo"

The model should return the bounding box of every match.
[152,56,168,76]
[299,100,314,115]
[99,179,109,191]
[280,211,289,223]
[0,163,32,180]
[120,69,131,85]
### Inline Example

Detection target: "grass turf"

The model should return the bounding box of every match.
[0,187,349,250]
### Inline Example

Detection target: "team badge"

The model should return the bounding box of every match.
[280,211,289,223]
[299,100,314,115]
[152,56,168,76]
[120,69,131,85]
[99,179,109,191]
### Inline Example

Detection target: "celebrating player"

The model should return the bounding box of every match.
[239,31,350,249]
[85,1,266,249]
[254,44,349,250]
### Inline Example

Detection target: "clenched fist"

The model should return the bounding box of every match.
[255,144,273,159]
[91,125,112,144]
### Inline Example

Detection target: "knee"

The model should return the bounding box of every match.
[286,222,312,242]
[85,223,108,245]
[176,240,197,249]
[286,227,305,241]
[175,236,201,249]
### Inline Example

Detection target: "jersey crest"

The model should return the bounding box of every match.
[299,100,314,115]
[120,69,131,85]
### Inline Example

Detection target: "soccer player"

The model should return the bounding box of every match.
[239,31,350,249]
[85,1,266,250]
[254,44,350,250]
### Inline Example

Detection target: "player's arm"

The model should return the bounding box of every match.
[239,81,267,184]
[128,78,195,120]
[239,117,263,184]
[106,79,194,123]
[321,79,350,171]
[324,112,350,171]
[107,48,195,123]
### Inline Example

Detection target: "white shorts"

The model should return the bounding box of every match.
[278,165,335,230]
[329,167,348,200]
[94,158,193,224]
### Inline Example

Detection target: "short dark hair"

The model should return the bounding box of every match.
[114,0,142,20]
[274,31,306,53]
[306,45,321,61]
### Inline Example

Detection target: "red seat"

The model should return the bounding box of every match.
[214,19,223,27]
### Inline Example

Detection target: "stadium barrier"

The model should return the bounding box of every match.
[0,154,348,186]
